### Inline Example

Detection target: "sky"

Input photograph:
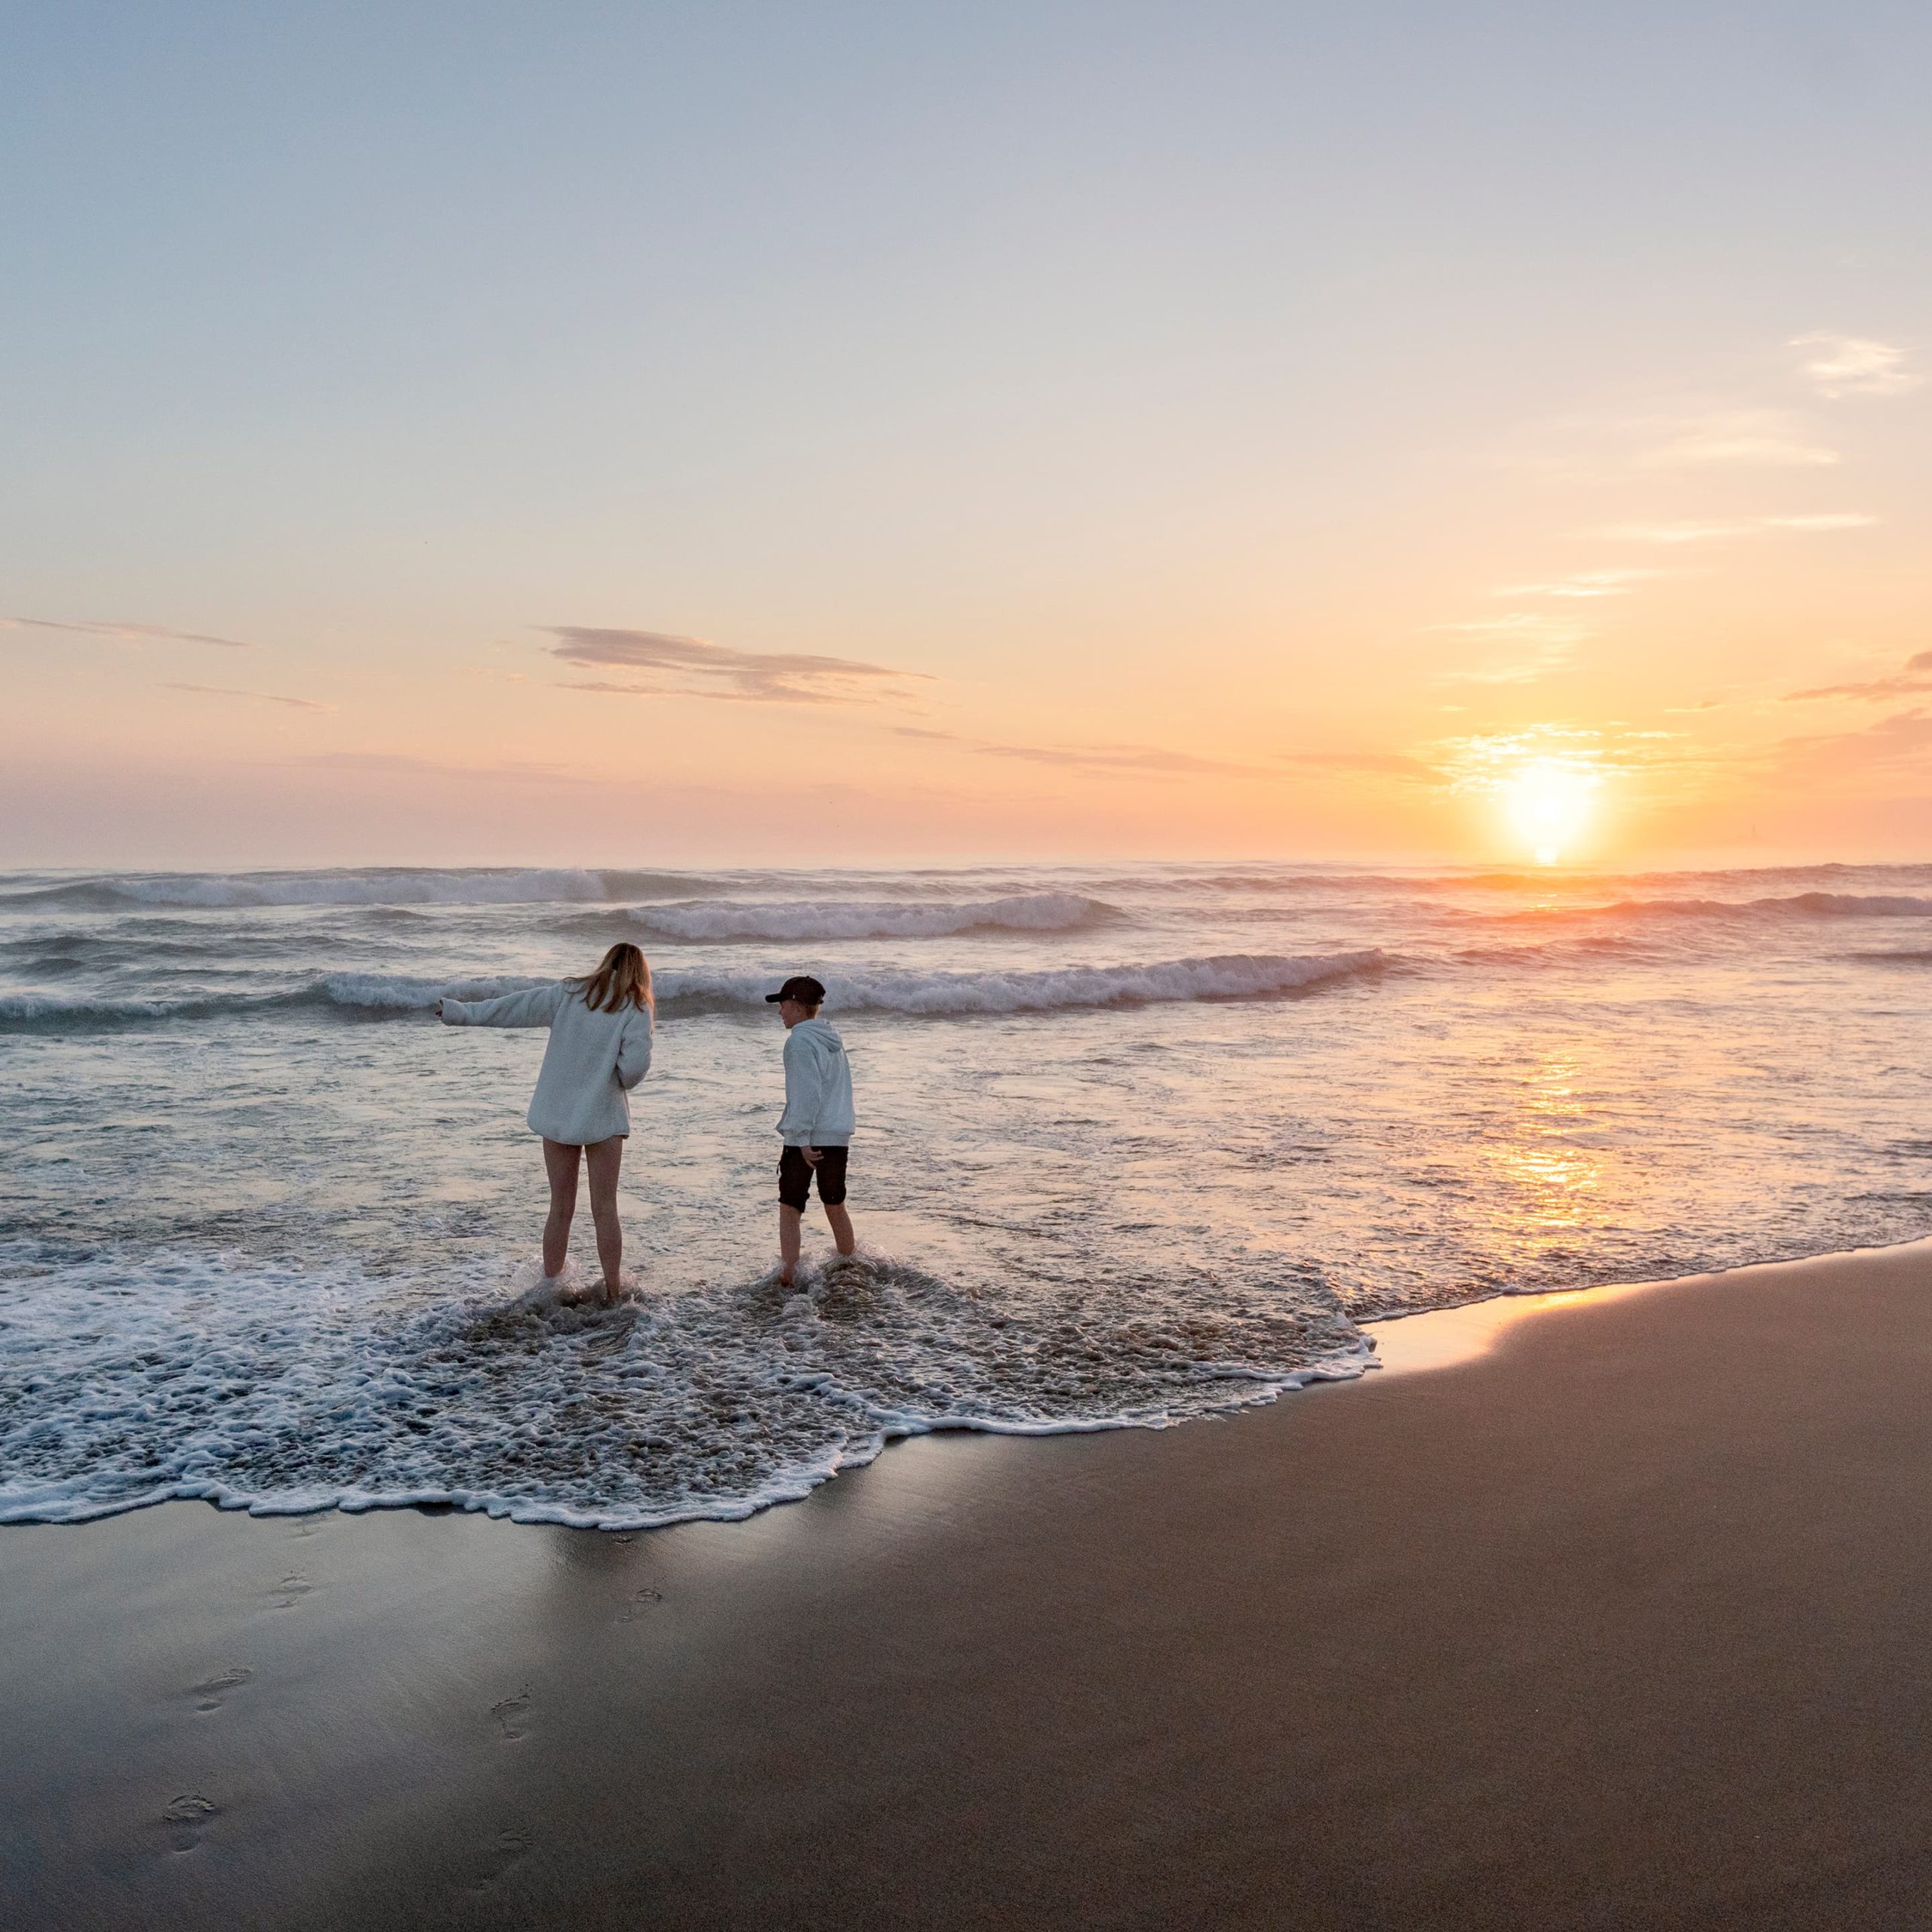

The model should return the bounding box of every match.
[2,0,1927,869]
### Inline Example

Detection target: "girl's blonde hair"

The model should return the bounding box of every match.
[577,942,654,1014]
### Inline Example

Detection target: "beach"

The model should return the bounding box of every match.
[6,1238,1929,1930]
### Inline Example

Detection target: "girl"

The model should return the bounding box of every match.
[436,943,654,1306]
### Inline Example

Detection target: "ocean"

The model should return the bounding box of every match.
[3,860,1929,1530]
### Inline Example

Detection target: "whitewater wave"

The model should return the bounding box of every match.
[0,952,1389,1032]
[605,892,1118,943]
[0,867,728,912]
[0,1242,1370,1530]
[1498,890,1932,925]
[670,949,1392,1017]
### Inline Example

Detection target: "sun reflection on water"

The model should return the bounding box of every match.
[1484,1051,1605,1237]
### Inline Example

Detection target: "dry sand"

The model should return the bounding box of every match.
[5,1241,1930,1930]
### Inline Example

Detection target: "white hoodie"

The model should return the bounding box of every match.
[777,1017,855,1147]
[440,982,652,1145]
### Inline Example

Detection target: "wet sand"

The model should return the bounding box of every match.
[5,1241,1930,1930]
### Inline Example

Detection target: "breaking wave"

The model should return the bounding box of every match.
[0,868,728,912]
[1500,890,1932,925]
[0,951,1389,1032]
[605,892,1118,943]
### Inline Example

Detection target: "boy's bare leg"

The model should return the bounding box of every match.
[825,1204,857,1258]
[779,1204,804,1286]
[541,1138,580,1281]
[584,1135,625,1304]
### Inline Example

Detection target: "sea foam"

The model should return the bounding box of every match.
[0,1241,1370,1530]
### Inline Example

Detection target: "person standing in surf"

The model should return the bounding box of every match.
[768,974,857,1287]
[435,943,654,1306]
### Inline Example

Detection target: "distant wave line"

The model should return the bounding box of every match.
[0,950,1391,1032]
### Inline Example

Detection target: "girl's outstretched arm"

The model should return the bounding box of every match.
[437,983,566,1028]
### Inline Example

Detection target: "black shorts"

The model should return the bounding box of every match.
[778,1144,849,1211]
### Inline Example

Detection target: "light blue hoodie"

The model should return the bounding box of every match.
[777,1017,855,1146]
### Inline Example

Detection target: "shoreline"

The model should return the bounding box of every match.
[5,1235,1931,1926]
[1363,1232,1932,1374]
[12,1236,1932,1536]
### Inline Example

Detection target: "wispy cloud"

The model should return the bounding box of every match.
[165,682,334,712]
[1774,709,1932,778]
[1588,514,1877,545]
[1426,611,1591,685]
[1428,613,1593,639]
[885,724,1244,774]
[890,725,1432,782]
[4,616,254,649]
[972,740,1256,775]
[1277,749,1443,780]
[294,752,589,785]
[1434,723,1712,793]
[546,627,928,706]
[1790,333,1921,398]
[1785,651,1932,703]
[1492,568,1669,599]
[1635,409,1838,469]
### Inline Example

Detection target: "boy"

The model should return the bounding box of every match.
[765,974,857,1287]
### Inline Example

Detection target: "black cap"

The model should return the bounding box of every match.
[765,974,826,1005]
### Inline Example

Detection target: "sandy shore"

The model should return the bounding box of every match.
[5,1241,1931,1929]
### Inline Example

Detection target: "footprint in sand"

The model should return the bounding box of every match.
[470,1825,533,1891]
[491,1688,532,1741]
[162,1792,219,1852]
[189,1666,254,1712]
[269,1572,312,1611]
[620,1587,664,1623]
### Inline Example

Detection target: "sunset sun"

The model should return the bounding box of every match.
[1504,759,1601,866]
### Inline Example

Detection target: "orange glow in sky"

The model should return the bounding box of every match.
[0,11,1927,869]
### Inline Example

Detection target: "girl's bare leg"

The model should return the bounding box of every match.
[584,1136,625,1304]
[778,1204,804,1287]
[542,1138,581,1281]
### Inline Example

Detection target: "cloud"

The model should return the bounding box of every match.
[1426,612,1590,686]
[1785,651,1932,703]
[884,724,1255,775]
[1586,513,1878,545]
[1433,723,1712,793]
[1276,749,1443,780]
[1775,709,1932,778]
[1790,333,1921,398]
[1427,613,1594,639]
[1493,568,1669,599]
[1636,409,1838,469]
[165,682,334,712]
[4,615,254,648]
[972,740,1256,775]
[294,752,589,785]
[887,723,1434,783]
[545,627,928,706]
